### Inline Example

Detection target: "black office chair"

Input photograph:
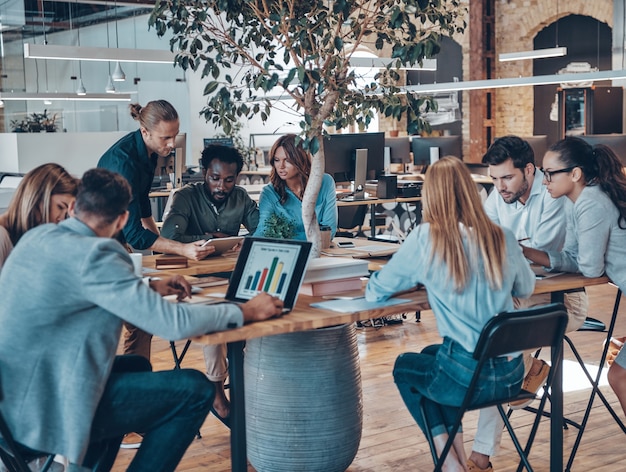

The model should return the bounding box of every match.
[419,303,569,472]
[564,286,626,470]
[336,205,367,238]
[0,381,55,472]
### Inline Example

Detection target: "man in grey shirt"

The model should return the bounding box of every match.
[0,168,282,471]
[162,144,259,426]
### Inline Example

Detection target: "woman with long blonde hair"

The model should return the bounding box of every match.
[0,163,78,269]
[366,157,535,471]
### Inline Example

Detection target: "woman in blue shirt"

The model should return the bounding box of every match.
[366,157,535,471]
[255,134,337,240]
[521,137,626,419]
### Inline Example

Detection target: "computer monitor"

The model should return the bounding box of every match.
[323,132,385,183]
[578,134,626,166]
[411,136,462,171]
[385,137,411,164]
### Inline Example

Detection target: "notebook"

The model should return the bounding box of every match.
[225,237,312,312]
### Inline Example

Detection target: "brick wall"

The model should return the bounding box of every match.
[490,0,612,137]
[379,0,614,152]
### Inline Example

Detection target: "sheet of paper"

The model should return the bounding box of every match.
[310,297,412,313]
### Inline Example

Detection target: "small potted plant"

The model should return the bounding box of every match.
[263,213,296,239]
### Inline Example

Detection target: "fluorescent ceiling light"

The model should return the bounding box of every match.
[499,47,567,62]
[0,92,132,102]
[24,43,176,64]
[349,57,437,71]
[401,69,626,94]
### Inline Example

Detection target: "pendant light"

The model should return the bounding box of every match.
[104,4,116,93]
[111,0,126,82]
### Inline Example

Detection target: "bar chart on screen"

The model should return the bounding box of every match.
[236,243,302,300]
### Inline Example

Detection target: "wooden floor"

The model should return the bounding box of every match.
[112,283,626,471]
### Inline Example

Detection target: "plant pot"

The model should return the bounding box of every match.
[245,323,363,472]
[389,129,399,137]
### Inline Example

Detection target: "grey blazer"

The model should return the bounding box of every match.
[0,218,243,464]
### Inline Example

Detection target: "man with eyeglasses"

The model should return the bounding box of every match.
[465,135,588,472]
[161,144,259,428]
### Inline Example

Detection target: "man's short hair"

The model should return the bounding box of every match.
[75,168,132,225]
[201,145,244,175]
[482,136,535,169]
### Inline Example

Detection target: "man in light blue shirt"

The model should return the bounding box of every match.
[468,136,588,472]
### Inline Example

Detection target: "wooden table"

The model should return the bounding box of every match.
[197,287,429,472]
[193,271,610,471]
[148,253,609,472]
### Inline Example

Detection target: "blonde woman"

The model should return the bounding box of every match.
[366,157,535,472]
[0,163,78,269]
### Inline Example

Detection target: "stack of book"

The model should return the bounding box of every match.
[300,257,369,296]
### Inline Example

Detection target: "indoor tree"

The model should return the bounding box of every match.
[150,0,466,254]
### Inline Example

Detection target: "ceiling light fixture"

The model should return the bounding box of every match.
[112,0,126,81]
[73,1,87,95]
[349,57,437,71]
[498,46,567,62]
[111,60,126,81]
[104,3,116,93]
[24,44,176,64]
[500,0,566,62]
[400,69,626,94]
[0,92,132,101]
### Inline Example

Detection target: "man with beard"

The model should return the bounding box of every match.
[161,143,259,428]
[466,135,587,472]
[98,101,215,448]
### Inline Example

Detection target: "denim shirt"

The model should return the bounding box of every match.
[255,173,338,240]
[366,224,535,353]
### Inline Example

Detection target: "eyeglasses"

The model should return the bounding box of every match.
[539,166,577,182]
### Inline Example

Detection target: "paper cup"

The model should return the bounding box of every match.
[129,253,143,277]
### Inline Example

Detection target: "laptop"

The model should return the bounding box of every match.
[225,237,312,312]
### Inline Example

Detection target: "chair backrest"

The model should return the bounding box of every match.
[474,303,569,361]
[0,174,24,189]
[337,205,367,230]
[161,188,179,222]
[0,376,55,472]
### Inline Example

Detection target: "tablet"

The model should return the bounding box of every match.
[202,236,244,255]
[225,237,312,311]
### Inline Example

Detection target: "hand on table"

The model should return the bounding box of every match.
[151,275,192,301]
[240,293,284,323]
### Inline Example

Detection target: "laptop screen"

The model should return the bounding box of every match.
[226,237,312,310]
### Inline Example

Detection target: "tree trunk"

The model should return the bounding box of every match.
[302,135,325,257]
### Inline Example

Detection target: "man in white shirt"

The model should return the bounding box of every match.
[467,135,588,472]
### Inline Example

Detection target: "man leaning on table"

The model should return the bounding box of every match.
[161,143,259,427]
[0,168,283,472]
[97,100,218,447]
[466,135,588,472]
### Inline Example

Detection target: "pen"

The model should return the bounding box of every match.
[517,237,530,242]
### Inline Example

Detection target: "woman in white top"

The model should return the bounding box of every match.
[521,137,626,418]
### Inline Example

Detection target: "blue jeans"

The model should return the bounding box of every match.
[393,337,523,437]
[81,355,214,472]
